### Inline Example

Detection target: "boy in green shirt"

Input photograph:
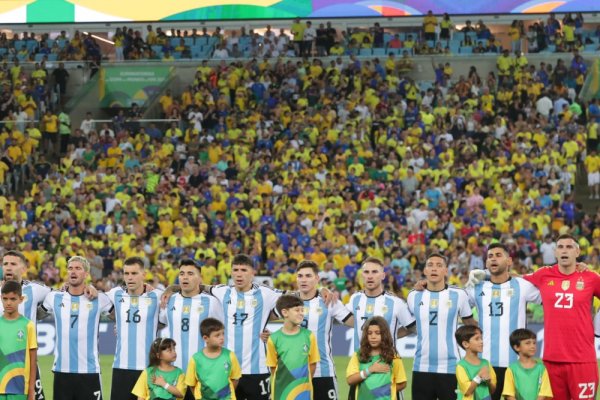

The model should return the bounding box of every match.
[502,329,553,400]
[266,295,319,400]
[185,318,241,400]
[455,325,496,400]
[0,280,38,400]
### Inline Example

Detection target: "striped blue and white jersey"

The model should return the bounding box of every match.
[210,284,282,375]
[0,280,50,323]
[158,293,223,370]
[107,287,163,371]
[407,286,473,374]
[42,291,112,374]
[346,291,415,351]
[466,277,540,368]
[302,295,352,378]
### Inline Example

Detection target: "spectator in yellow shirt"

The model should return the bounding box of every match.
[423,10,437,42]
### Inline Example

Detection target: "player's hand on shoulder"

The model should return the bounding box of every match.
[160,285,179,308]
[321,287,339,305]
[467,269,487,288]
[144,283,156,292]
[84,284,98,300]
[369,361,390,373]
[413,279,428,291]
[576,262,588,272]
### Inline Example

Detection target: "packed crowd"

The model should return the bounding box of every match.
[0,30,102,63]
[0,58,70,193]
[0,33,599,307]
[116,15,600,61]
[2,13,600,65]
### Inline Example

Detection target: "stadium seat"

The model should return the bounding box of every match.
[47,53,58,61]
[34,53,46,62]
[584,44,597,52]
[172,51,182,59]
[449,41,460,54]
[372,48,386,56]
[151,45,163,54]
[359,48,372,56]
[460,46,473,54]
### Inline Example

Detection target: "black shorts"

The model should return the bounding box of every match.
[110,369,142,400]
[412,371,457,400]
[235,373,270,400]
[491,367,507,400]
[33,366,45,400]
[183,387,195,400]
[53,372,102,400]
[313,377,338,400]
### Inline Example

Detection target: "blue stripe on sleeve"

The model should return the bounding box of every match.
[87,298,99,373]
[251,290,264,374]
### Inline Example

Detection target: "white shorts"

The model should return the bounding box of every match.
[588,172,600,186]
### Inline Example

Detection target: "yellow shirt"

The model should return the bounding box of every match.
[423,15,438,33]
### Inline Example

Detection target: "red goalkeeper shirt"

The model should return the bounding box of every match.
[523,265,600,363]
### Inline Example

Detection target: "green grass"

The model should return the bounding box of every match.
[38,356,600,399]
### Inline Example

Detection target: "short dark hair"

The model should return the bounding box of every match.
[1,280,21,296]
[124,257,145,269]
[179,259,200,271]
[487,243,510,255]
[361,256,384,268]
[296,260,319,275]
[276,294,303,315]
[556,234,578,246]
[455,325,482,350]
[232,254,253,268]
[200,317,225,337]
[2,250,28,266]
[426,253,447,266]
[509,328,536,354]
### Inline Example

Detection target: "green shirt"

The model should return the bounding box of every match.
[185,348,241,400]
[132,366,184,400]
[58,112,71,135]
[0,315,37,395]
[347,354,407,400]
[456,358,494,400]
[506,360,551,400]
[266,327,319,400]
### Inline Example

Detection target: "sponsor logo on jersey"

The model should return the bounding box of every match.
[547,280,555,286]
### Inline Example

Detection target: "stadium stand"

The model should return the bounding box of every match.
[0,16,599,304]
